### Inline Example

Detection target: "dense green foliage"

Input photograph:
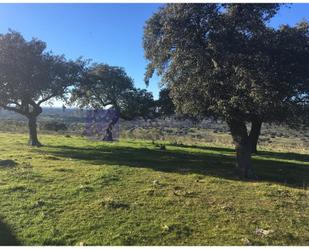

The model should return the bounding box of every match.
[70,63,156,120]
[143,4,309,177]
[156,88,175,117]
[0,31,83,146]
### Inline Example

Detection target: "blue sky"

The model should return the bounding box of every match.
[0,3,308,107]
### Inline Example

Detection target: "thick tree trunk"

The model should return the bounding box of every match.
[103,122,114,141]
[28,116,42,146]
[235,141,252,178]
[228,119,253,179]
[249,119,262,154]
[102,115,119,142]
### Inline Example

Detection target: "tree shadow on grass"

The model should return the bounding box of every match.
[167,142,309,162]
[0,219,20,245]
[256,150,309,163]
[167,143,236,153]
[45,143,309,189]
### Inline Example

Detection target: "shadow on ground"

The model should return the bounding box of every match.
[0,219,20,245]
[45,143,309,189]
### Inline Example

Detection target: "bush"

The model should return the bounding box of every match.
[42,121,68,132]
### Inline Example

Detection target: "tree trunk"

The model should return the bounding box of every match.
[103,122,114,141]
[228,119,253,179]
[102,114,119,142]
[28,116,42,146]
[235,140,252,178]
[249,119,262,154]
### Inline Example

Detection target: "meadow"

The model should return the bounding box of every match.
[1,2,309,246]
[0,132,308,245]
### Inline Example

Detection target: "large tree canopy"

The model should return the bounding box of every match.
[0,31,83,146]
[143,4,309,178]
[70,63,156,140]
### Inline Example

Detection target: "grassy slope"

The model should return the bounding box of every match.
[0,133,308,245]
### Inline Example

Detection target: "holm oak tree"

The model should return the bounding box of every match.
[70,63,156,141]
[143,4,309,178]
[0,31,83,146]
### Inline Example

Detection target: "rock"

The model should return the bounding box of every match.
[255,228,274,237]
[241,237,252,245]
[152,180,159,185]
[162,224,170,232]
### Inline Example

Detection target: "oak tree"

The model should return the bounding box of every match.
[0,31,83,146]
[70,63,156,141]
[143,4,309,178]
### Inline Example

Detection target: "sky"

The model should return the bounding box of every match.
[0,3,308,107]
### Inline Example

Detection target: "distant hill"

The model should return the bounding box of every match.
[0,107,85,123]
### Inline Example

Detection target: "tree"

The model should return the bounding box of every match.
[70,63,156,141]
[143,4,309,178]
[0,31,83,146]
[156,88,175,117]
[121,88,157,120]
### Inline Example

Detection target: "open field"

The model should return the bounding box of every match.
[0,133,308,245]
[1,2,309,246]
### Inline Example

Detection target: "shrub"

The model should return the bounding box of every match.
[42,121,68,132]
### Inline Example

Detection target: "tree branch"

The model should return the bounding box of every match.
[89,87,112,108]
[0,104,26,116]
[37,93,59,106]
[8,101,22,107]
[37,86,68,106]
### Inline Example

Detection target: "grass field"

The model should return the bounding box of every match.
[0,132,308,245]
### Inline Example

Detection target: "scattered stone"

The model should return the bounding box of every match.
[152,180,160,186]
[241,237,252,245]
[162,224,170,232]
[161,223,193,237]
[78,241,85,246]
[255,228,274,237]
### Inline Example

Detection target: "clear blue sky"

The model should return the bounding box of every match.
[0,3,308,106]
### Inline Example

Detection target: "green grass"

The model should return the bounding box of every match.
[0,132,308,245]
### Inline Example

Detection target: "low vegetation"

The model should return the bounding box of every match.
[0,133,308,245]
